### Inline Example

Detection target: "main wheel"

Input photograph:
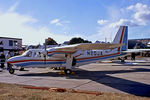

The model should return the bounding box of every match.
[9,68,15,74]
[64,69,72,74]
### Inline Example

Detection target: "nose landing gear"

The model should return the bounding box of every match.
[7,63,15,74]
[9,68,15,74]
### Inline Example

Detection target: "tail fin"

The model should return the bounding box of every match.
[113,26,128,51]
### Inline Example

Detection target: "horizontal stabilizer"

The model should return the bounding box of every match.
[122,49,150,53]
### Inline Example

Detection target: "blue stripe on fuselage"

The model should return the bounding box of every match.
[14,61,65,67]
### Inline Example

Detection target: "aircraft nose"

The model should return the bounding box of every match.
[7,57,14,63]
[7,56,21,63]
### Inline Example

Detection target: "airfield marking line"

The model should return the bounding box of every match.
[71,80,94,89]
[16,75,87,85]
[71,76,103,89]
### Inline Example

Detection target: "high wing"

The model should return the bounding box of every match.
[46,43,124,56]
[55,43,124,51]
[123,49,150,53]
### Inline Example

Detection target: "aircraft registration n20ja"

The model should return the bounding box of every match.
[7,26,128,74]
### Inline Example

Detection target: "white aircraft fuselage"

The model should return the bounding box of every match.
[7,26,128,74]
[8,49,126,68]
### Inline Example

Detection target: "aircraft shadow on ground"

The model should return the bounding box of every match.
[18,68,150,97]
[111,60,150,64]
[112,64,150,66]
[108,61,150,66]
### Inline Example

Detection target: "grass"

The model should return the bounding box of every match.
[0,82,149,100]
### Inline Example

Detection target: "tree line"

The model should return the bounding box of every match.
[45,37,91,45]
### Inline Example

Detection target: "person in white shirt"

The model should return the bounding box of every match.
[6,51,11,70]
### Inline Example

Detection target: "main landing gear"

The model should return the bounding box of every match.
[58,69,74,75]
[64,69,72,74]
[63,54,76,75]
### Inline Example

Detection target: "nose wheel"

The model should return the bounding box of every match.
[9,68,15,74]
[7,63,15,74]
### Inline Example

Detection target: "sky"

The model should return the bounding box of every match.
[0,0,150,45]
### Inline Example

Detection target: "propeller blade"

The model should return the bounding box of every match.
[44,39,47,64]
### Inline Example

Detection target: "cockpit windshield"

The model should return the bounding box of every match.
[22,50,32,57]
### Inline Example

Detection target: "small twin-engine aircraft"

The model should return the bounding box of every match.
[7,26,128,74]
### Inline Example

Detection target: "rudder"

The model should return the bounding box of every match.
[113,26,128,51]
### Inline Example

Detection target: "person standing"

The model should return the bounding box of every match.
[131,53,136,60]
[6,51,11,70]
[0,52,5,68]
[6,51,11,61]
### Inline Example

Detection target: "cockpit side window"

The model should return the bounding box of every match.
[34,52,41,57]
[33,52,36,57]
[22,50,44,58]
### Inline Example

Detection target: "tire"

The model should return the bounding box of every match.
[64,69,72,74]
[9,68,15,74]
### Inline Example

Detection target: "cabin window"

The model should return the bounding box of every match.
[9,40,13,46]
[27,51,32,57]
[36,52,41,57]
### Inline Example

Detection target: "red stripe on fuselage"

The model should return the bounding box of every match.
[9,59,65,64]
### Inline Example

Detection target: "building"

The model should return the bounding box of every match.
[0,37,22,55]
